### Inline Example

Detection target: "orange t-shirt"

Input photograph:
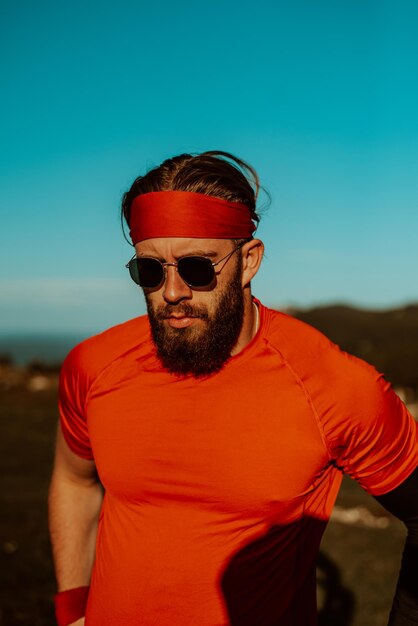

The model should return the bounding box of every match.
[59,298,418,626]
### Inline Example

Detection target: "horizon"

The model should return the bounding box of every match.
[2,299,417,368]
[1,297,417,338]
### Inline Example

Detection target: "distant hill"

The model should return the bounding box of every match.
[291,304,418,388]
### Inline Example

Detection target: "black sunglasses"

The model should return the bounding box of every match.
[126,243,243,289]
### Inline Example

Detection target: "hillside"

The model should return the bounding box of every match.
[291,303,418,388]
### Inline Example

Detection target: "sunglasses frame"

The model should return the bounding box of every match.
[126,242,244,289]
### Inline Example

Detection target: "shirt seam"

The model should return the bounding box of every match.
[82,343,144,414]
[264,339,334,465]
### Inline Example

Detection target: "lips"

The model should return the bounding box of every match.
[166,316,195,329]
[166,314,195,319]
[157,306,208,327]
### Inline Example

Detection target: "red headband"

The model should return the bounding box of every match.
[129,191,256,244]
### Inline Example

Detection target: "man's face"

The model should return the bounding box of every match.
[134,238,245,377]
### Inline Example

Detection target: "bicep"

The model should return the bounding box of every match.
[52,421,98,486]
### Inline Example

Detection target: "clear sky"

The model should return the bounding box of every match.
[1,0,418,334]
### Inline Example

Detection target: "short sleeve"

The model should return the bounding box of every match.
[313,348,418,496]
[58,343,94,460]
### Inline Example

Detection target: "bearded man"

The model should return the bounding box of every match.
[49,151,418,626]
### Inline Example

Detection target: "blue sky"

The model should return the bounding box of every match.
[1,0,418,333]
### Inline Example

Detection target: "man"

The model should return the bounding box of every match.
[49,151,418,626]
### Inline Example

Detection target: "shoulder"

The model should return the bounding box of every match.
[60,314,150,388]
[262,304,335,358]
[58,315,151,460]
[261,302,387,409]
[258,302,418,493]
[262,304,350,378]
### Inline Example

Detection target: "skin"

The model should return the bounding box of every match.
[49,236,264,626]
[48,428,102,626]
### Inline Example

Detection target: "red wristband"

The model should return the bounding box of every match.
[54,586,90,626]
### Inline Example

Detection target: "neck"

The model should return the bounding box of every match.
[230,291,258,356]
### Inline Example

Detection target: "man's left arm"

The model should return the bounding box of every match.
[374,465,418,626]
[309,344,418,624]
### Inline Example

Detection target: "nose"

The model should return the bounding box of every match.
[162,264,192,304]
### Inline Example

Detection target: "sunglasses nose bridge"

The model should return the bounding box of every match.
[162,261,179,280]
[162,261,192,298]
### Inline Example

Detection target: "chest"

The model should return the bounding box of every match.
[86,359,329,516]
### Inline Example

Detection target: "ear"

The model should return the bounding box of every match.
[240,239,264,287]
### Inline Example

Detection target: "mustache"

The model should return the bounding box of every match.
[154,303,209,320]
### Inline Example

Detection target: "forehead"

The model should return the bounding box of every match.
[134,237,233,259]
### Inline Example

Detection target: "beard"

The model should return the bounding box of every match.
[145,261,245,378]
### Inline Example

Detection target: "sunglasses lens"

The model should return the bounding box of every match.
[128,256,216,289]
[129,258,164,288]
[178,257,215,287]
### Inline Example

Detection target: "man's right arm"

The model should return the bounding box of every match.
[48,423,104,625]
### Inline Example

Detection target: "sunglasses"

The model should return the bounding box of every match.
[126,243,243,289]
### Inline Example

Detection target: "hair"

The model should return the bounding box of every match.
[120,150,269,245]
